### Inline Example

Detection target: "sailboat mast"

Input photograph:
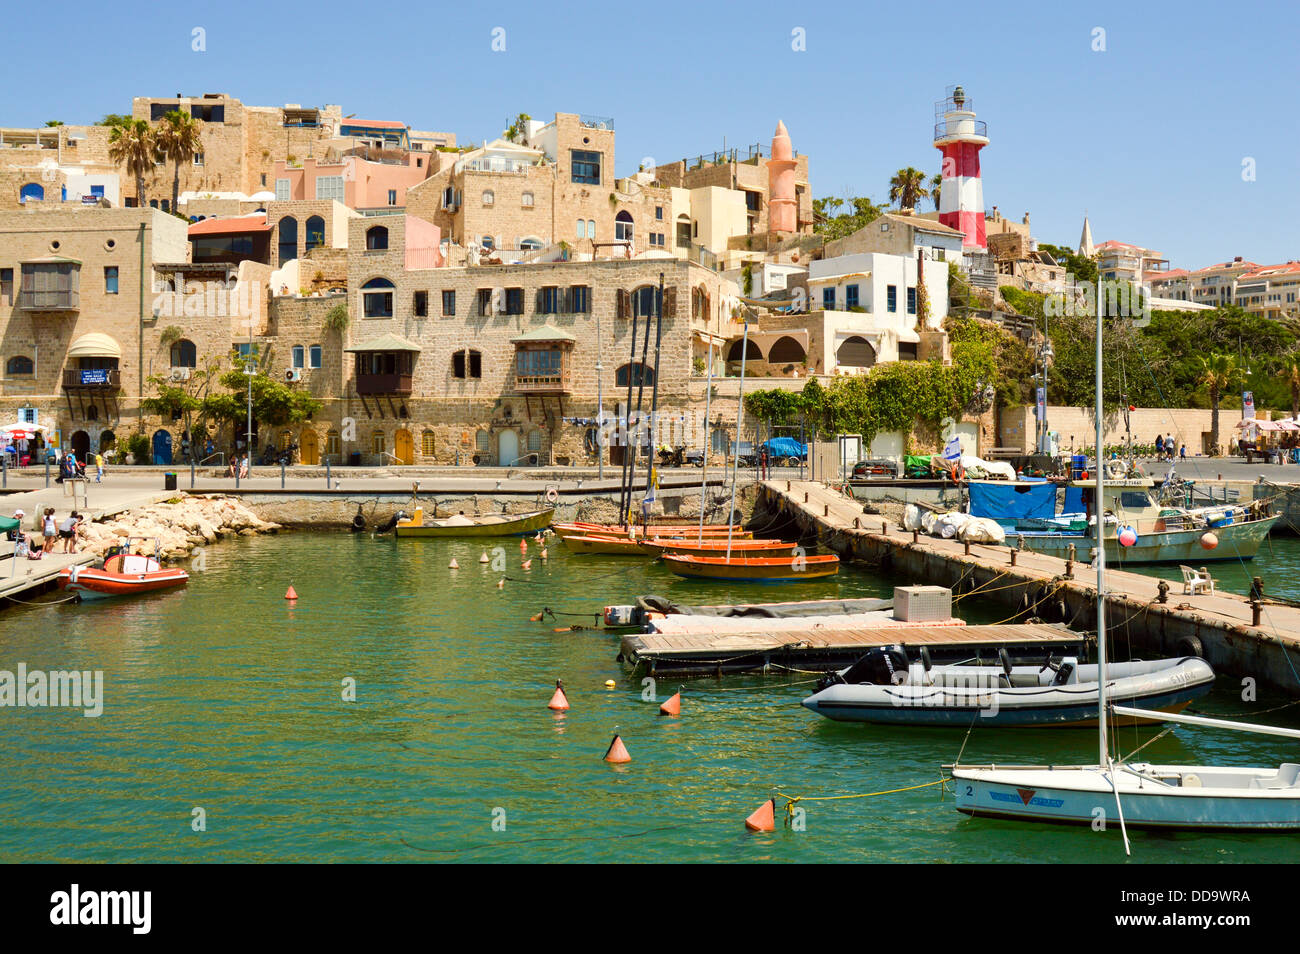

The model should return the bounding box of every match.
[1095,278,1109,767]
[618,306,640,528]
[697,338,714,543]
[725,312,750,562]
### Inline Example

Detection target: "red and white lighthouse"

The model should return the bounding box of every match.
[933,85,988,251]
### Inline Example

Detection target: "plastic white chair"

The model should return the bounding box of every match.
[1179,564,1214,596]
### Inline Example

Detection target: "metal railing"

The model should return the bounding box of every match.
[934,119,988,140]
[579,115,615,130]
[199,452,225,466]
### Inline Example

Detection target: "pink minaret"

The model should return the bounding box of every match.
[767,120,797,234]
[933,86,988,251]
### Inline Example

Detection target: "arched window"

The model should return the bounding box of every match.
[692,286,710,320]
[365,226,389,250]
[631,285,656,318]
[615,210,633,243]
[588,220,595,239]
[725,339,764,362]
[149,199,159,209]
[481,236,495,251]
[615,362,655,387]
[100,430,116,452]
[475,430,490,453]
[278,216,298,262]
[767,336,806,363]
[521,192,534,207]
[326,429,340,455]
[305,215,325,252]
[421,430,436,457]
[836,336,876,368]
[361,277,395,318]
[481,190,495,205]
[309,345,322,369]
[519,236,542,251]
[5,355,34,376]
[19,183,44,204]
[292,345,305,368]
[169,339,197,368]
[577,219,587,239]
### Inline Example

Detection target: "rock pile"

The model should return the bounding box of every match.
[74,495,281,560]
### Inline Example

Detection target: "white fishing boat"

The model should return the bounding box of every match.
[949,281,1300,844]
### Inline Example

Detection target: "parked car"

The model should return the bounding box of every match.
[851,458,900,480]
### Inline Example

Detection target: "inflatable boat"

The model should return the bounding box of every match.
[58,551,189,600]
[802,648,1214,727]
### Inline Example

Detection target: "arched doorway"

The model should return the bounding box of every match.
[768,335,807,364]
[71,430,90,461]
[497,429,519,467]
[836,336,876,369]
[278,216,298,263]
[99,430,117,456]
[300,428,319,465]
[726,338,764,362]
[152,429,173,465]
[394,428,414,465]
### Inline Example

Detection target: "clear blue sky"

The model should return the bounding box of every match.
[4,0,1292,269]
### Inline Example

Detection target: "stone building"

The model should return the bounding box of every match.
[1,123,120,210]
[0,205,235,461]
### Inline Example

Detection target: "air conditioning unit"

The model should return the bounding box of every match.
[170,367,191,382]
[285,368,302,382]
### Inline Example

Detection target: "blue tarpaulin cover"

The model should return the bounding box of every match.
[759,437,807,459]
[1063,486,1086,515]
[969,481,1057,520]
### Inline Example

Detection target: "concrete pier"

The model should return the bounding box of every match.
[759,480,1300,695]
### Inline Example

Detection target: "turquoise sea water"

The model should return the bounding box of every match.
[3,532,1300,863]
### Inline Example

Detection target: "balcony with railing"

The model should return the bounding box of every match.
[62,369,120,389]
[355,372,413,395]
[18,288,79,310]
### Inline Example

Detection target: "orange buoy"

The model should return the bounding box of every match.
[521,559,532,570]
[479,552,490,564]
[603,734,631,763]
[659,692,681,717]
[448,558,459,569]
[529,611,543,622]
[540,547,548,560]
[745,798,776,832]
[284,585,298,600]
[497,578,505,589]
[548,680,569,711]
[520,538,528,552]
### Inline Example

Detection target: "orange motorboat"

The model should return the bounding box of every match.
[551,521,745,540]
[58,546,189,600]
[662,553,840,582]
[639,538,801,558]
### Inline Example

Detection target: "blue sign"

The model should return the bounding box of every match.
[79,369,110,385]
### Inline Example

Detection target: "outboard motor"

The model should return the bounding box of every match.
[373,510,409,535]
[824,646,909,690]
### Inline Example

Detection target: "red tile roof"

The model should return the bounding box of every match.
[188,214,271,236]
[1240,262,1300,281]
[1192,260,1259,274]
[1146,268,1188,281]
[343,119,406,129]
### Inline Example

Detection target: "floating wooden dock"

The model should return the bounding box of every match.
[758,478,1300,694]
[620,622,1085,676]
[0,552,95,605]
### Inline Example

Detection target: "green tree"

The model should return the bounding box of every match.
[929,173,943,211]
[108,119,158,210]
[1037,242,1098,285]
[202,349,323,451]
[44,120,64,127]
[98,114,133,128]
[141,357,222,451]
[154,110,203,214]
[1196,353,1248,455]
[503,113,532,143]
[888,167,930,211]
[812,195,885,240]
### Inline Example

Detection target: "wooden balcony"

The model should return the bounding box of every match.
[18,289,79,311]
[63,369,120,389]
[514,372,571,394]
[355,373,412,395]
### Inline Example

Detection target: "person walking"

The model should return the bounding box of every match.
[1154,434,1164,459]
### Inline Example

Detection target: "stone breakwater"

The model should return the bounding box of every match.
[75,495,281,560]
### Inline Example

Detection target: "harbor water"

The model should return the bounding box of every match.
[3,532,1300,863]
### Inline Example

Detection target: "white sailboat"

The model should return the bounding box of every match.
[949,281,1300,844]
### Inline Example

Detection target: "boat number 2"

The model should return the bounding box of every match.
[964,786,973,797]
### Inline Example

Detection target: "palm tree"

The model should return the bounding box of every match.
[155,110,203,213]
[1286,355,1300,420]
[888,167,930,212]
[1196,353,1247,455]
[109,119,158,210]
[929,173,943,210]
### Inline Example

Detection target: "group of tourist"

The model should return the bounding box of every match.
[1153,433,1186,461]
[5,507,82,561]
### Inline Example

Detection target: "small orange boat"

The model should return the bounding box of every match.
[551,522,745,540]
[640,538,801,558]
[58,547,189,600]
[662,553,840,582]
[561,533,651,556]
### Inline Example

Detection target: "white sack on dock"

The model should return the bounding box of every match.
[959,517,1006,544]
[933,512,971,538]
[903,504,924,531]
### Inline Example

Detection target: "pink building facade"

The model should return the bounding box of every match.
[272,155,433,212]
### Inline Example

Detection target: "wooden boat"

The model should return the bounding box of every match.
[57,550,189,601]
[551,521,744,540]
[561,533,651,555]
[804,651,1213,727]
[639,538,800,558]
[662,553,839,582]
[395,507,554,538]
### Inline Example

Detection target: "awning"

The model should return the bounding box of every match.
[511,324,576,344]
[808,270,871,284]
[1237,419,1300,431]
[895,326,921,344]
[188,214,272,236]
[67,332,121,359]
[344,334,422,353]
